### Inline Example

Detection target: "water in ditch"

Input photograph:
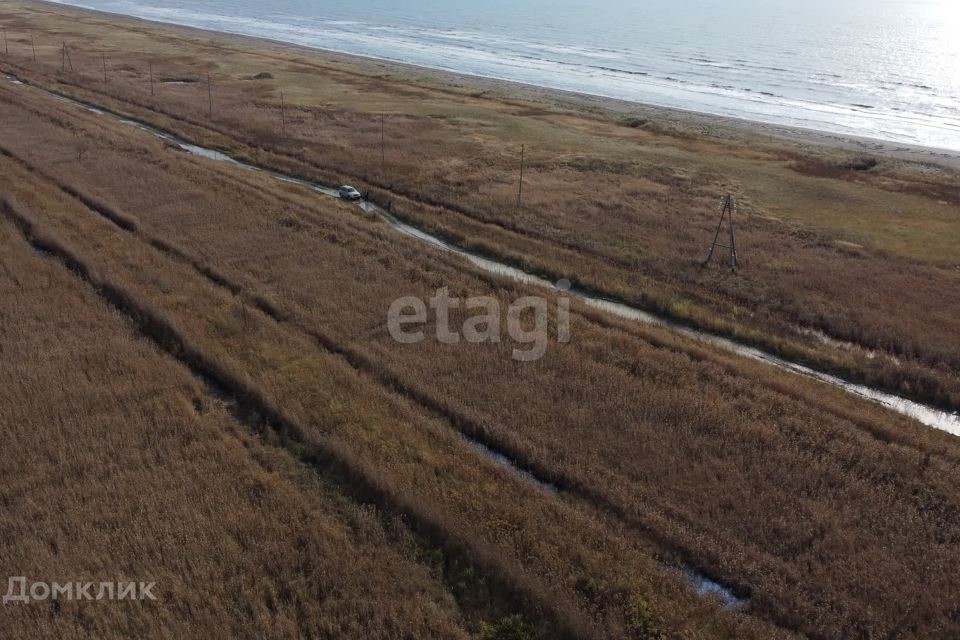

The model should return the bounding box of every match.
[5,72,958,439]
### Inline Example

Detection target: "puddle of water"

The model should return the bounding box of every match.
[175,141,237,163]
[682,568,745,608]
[6,72,958,435]
[464,438,558,493]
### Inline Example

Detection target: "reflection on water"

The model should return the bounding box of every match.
[682,568,745,608]
[464,439,557,494]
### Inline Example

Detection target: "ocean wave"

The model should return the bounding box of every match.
[589,65,649,77]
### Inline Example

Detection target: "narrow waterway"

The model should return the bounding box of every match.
[4,73,958,437]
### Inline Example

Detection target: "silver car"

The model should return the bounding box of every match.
[338,185,362,201]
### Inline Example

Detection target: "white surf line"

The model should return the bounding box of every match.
[5,73,958,436]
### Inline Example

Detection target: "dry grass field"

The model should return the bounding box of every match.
[1,1,960,639]
[0,216,475,639]
[1,0,958,411]
[0,86,787,640]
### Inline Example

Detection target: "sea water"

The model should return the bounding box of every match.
[46,0,960,151]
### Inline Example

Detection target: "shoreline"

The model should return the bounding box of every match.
[31,0,960,171]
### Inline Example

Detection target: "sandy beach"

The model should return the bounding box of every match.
[14,0,960,170]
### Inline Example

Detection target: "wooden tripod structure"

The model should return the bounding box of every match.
[703,194,739,269]
[60,42,74,73]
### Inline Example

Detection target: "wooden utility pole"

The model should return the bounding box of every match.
[380,113,385,170]
[3,29,8,57]
[207,75,213,117]
[30,35,37,63]
[703,194,739,269]
[280,90,286,136]
[149,61,155,96]
[102,53,107,82]
[516,144,525,207]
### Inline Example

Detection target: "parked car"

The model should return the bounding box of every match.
[338,185,362,201]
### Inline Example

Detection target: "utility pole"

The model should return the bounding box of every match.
[61,42,73,73]
[516,144,525,208]
[102,52,107,83]
[702,194,739,270]
[31,35,37,62]
[3,29,8,57]
[280,90,286,136]
[207,74,213,117]
[380,112,385,170]
[149,61,154,96]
